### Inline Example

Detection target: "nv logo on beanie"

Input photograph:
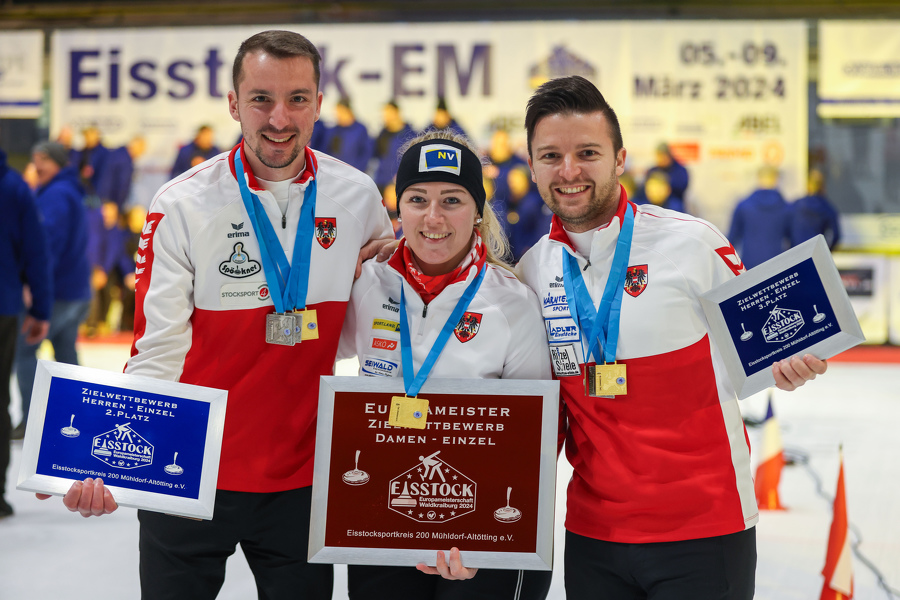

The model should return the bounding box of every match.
[419,145,461,175]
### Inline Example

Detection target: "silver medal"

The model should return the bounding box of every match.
[266,313,296,346]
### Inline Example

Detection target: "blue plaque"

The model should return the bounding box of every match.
[700,235,865,399]
[17,361,227,519]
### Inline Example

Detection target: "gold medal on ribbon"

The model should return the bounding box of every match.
[293,308,319,341]
[585,362,627,397]
[387,396,429,429]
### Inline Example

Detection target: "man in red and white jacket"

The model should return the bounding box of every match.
[46,31,392,599]
[516,76,826,600]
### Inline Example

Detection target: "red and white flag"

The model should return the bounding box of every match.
[754,394,785,510]
[820,452,853,600]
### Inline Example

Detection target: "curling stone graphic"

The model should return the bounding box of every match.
[813,305,826,323]
[164,452,184,475]
[342,450,370,486]
[740,323,753,342]
[493,486,522,523]
[60,414,80,438]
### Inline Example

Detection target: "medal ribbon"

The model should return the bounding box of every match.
[562,206,635,364]
[399,264,487,397]
[234,148,317,314]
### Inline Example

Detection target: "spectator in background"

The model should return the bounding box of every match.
[1,140,52,518]
[13,142,91,440]
[170,124,220,178]
[373,99,415,228]
[85,136,145,337]
[429,97,467,138]
[309,118,329,151]
[71,125,109,208]
[505,164,552,261]
[485,129,528,220]
[97,136,146,209]
[728,165,792,269]
[634,170,686,213]
[647,142,689,208]
[790,167,841,250]
[84,201,137,338]
[324,97,374,172]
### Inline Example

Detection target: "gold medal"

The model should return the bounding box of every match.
[585,362,627,397]
[294,308,319,341]
[387,396,429,429]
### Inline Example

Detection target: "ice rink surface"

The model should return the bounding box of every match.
[2,341,898,599]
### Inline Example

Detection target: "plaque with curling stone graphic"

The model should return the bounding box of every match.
[309,376,559,571]
[17,361,227,519]
[700,235,865,399]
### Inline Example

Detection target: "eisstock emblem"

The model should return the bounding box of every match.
[92,423,154,469]
[454,312,482,343]
[388,450,476,523]
[762,306,805,343]
[315,217,337,249]
[624,264,648,298]
[219,242,262,278]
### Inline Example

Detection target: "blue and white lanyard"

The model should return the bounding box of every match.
[398,264,487,397]
[561,206,634,364]
[233,148,316,314]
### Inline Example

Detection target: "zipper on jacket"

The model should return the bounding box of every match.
[282,214,287,229]
[417,303,428,337]
[583,259,591,271]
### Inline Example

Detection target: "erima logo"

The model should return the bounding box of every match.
[419,144,461,175]
[550,275,565,289]
[228,222,249,239]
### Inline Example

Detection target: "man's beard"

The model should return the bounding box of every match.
[542,171,620,230]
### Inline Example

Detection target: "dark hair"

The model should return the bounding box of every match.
[232,30,321,93]
[524,76,623,157]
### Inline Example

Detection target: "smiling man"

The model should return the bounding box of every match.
[516,76,827,600]
[47,31,393,599]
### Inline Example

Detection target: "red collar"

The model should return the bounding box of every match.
[387,235,487,305]
[548,184,633,251]
[227,142,317,191]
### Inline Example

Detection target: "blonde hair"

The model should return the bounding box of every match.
[398,129,512,268]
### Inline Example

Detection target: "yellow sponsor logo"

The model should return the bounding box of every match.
[372,319,401,332]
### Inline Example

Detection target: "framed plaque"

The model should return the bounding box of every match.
[700,235,865,399]
[309,376,559,571]
[16,361,228,520]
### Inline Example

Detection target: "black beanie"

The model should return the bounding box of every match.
[394,139,486,215]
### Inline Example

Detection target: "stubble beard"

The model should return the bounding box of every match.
[246,127,304,171]
[542,171,621,231]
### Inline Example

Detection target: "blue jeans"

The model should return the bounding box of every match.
[16,299,90,422]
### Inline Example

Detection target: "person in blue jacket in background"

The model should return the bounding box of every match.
[170,125,220,179]
[790,168,841,250]
[728,165,792,269]
[13,142,91,440]
[0,142,52,518]
[324,97,374,172]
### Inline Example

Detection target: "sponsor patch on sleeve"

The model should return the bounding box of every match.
[549,344,581,377]
[545,316,581,344]
[361,355,399,377]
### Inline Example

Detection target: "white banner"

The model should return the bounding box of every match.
[51,22,806,230]
[819,21,900,118]
[0,30,44,118]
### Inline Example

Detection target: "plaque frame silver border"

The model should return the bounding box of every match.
[16,360,228,520]
[700,235,865,399]
[309,376,559,571]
